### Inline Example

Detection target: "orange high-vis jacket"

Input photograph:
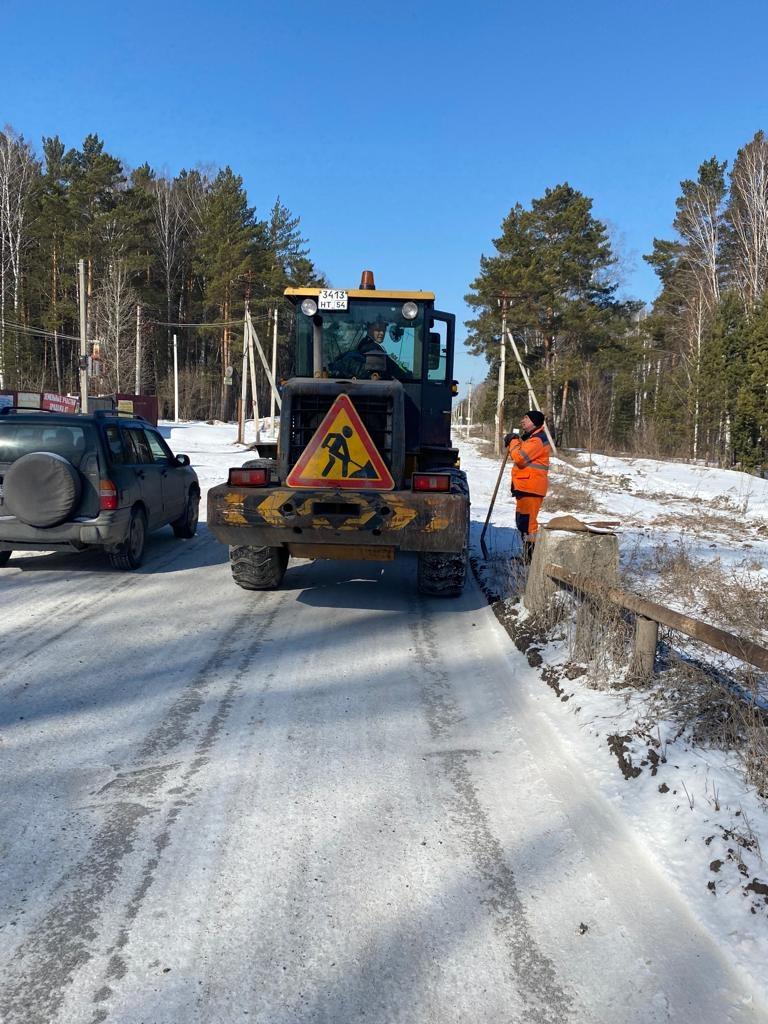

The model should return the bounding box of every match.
[508,426,551,497]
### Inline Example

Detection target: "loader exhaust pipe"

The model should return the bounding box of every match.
[313,315,323,377]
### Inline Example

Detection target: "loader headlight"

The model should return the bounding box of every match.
[401,301,418,320]
[301,298,318,317]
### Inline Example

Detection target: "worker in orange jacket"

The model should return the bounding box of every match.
[504,409,550,563]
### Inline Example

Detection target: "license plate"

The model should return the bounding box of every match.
[318,289,348,310]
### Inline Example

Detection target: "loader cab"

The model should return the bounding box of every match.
[285,274,457,454]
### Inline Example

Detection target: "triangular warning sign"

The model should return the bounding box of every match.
[286,394,395,490]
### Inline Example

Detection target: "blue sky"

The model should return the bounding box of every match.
[4,0,768,394]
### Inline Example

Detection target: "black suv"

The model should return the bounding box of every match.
[0,410,200,570]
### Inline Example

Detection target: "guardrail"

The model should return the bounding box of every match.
[545,562,768,683]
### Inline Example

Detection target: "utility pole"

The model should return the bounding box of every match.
[270,304,278,435]
[246,309,260,444]
[237,316,248,445]
[173,333,179,422]
[467,379,473,436]
[135,304,142,396]
[505,327,558,457]
[494,294,508,454]
[78,259,88,413]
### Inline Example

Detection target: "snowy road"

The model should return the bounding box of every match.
[0,523,764,1022]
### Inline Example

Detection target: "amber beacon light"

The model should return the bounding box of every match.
[359,269,376,290]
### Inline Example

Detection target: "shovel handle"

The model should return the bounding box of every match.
[480,450,509,559]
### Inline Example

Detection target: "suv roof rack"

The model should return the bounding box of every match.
[93,409,147,421]
[0,405,60,415]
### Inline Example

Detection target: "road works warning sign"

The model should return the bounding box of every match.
[286,394,395,490]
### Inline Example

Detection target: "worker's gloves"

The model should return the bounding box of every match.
[503,432,517,447]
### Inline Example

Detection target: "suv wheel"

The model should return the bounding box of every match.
[109,509,147,571]
[172,490,200,539]
[0,550,11,568]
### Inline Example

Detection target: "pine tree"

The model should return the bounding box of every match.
[196,167,259,418]
[466,183,625,438]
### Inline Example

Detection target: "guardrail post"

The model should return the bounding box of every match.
[627,615,659,683]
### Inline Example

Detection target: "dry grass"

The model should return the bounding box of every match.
[623,536,768,644]
[568,595,632,689]
[519,529,768,794]
[618,538,768,792]
[645,650,768,795]
[546,473,599,516]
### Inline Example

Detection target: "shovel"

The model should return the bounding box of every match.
[479,451,509,559]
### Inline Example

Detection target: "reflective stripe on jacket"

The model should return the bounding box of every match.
[508,426,550,498]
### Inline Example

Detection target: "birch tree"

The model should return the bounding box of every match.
[645,159,726,458]
[726,131,768,309]
[0,128,39,387]
[92,255,136,393]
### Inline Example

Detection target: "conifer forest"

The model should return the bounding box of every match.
[0,128,324,420]
[467,129,768,471]
[3,125,768,470]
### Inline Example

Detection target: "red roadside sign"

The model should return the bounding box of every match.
[41,393,79,413]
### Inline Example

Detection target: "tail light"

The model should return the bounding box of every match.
[229,467,270,487]
[99,479,118,510]
[412,473,451,492]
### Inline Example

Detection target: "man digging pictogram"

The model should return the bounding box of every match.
[321,426,354,477]
[321,425,375,479]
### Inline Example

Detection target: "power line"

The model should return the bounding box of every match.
[0,319,81,343]
[0,314,273,341]
[148,318,248,328]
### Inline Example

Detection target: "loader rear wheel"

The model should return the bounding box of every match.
[416,467,469,598]
[229,544,288,591]
[417,548,468,597]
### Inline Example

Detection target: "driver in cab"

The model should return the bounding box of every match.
[329,319,400,379]
[358,320,388,356]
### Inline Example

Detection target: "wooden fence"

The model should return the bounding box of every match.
[545,562,768,684]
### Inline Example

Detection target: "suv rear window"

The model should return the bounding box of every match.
[123,427,154,465]
[0,422,94,466]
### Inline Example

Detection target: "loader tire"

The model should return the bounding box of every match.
[229,544,288,591]
[416,467,469,598]
[417,548,468,597]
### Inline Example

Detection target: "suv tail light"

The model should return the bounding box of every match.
[99,479,118,510]
[229,467,270,487]
[412,473,451,493]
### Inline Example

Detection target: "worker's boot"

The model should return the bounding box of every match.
[523,540,535,564]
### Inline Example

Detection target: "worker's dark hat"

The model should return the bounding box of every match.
[525,409,545,427]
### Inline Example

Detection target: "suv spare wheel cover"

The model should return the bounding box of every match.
[4,451,83,528]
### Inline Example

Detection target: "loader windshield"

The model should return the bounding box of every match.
[295,300,425,380]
